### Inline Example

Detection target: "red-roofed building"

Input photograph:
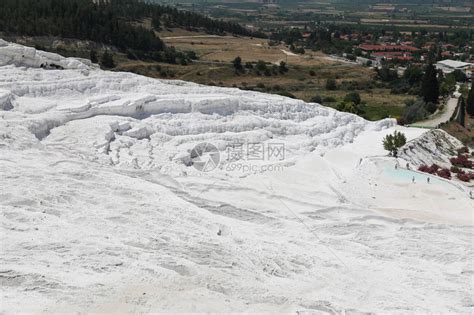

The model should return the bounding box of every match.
[441,51,453,58]
[372,51,414,62]
[359,44,420,53]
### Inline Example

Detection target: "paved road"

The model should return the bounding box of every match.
[411,86,460,128]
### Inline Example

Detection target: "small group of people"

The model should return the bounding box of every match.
[394,162,474,199]
[394,162,431,184]
[411,176,430,184]
[394,162,409,170]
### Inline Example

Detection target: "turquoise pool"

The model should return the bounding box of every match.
[382,162,448,186]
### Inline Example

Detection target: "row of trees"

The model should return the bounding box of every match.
[232,57,288,76]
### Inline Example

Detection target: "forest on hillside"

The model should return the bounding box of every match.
[0,0,265,59]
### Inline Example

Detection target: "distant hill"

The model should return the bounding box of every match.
[0,0,265,62]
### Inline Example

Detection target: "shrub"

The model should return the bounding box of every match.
[419,164,440,174]
[457,172,472,182]
[277,91,296,99]
[100,50,115,69]
[279,61,288,74]
[321,96,334,103]
[428,164,440,174]
[402,99,429,124]
[272,65,279,75]
[418,164,430,173]
[344,92,361,105]
[310,95,323,104]
[397,117,406,125]
[336,101,363,115]
[450,166,461,173]
[185,51,198,60]
[256,60,267,72]
[437,168,451,179]
[424,102,438,114]
[326,78,337,90]
[450,155,473,168]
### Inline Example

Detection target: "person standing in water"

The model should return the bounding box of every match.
[427,177,430,184]
[412,176,415,183]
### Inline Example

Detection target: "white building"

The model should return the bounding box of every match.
[435,59,473,76]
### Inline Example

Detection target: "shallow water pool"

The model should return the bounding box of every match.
[382,161,449,186]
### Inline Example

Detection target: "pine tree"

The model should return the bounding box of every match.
[421,63,439,104]
[457,97,466,127]
[100,50,115,69]
[90,50,98,64]
[151,13,161,30]
[467,81,474,116]
[232,56,243,72]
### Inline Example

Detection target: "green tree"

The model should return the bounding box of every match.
[383,131,407,156]
[278,61,288,74]
[310,95,323,104]
[232,56,243,72]
[402,99,429,124]
[256,60,267,72]
[457,96,466,127]
[100,50,115,69]
[90,50,98,64]
[451,70,468,82]
[343,92,361,105]
[377,66,398,82]
[403,66,423,85]
[152,13,161,30]
[336,101,364,115]
[420,63,439,104]
[326,78,337,90]
[439,73,457,96]
[467,81,474,116]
